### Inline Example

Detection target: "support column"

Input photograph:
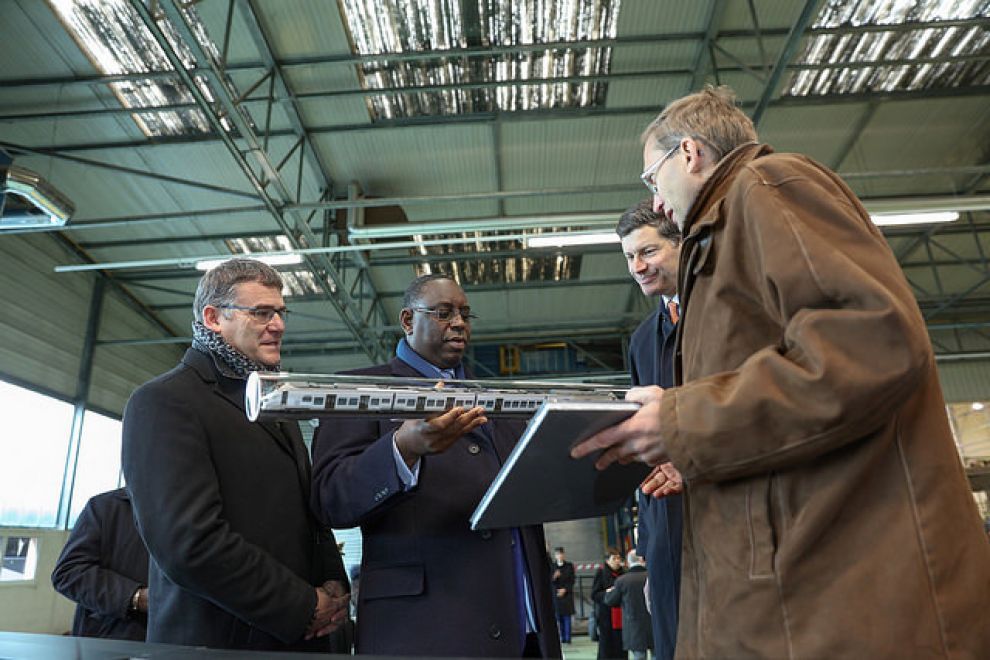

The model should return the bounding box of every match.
[55,276,105,529]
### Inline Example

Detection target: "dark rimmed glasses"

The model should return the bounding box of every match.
[411,305,477,322]
[218,304,290,324]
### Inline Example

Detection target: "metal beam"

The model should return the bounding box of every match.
[128,0,388,361]
[830,101,878,170]
[3,17,984,90]
[22,84,989,154]
[55,276,105,529]
[5,53,985,125]
[752,0,822,127]
[691,0,729,90]
[0,140,260,200]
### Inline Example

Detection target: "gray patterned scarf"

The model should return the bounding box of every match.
[191,320,280,379]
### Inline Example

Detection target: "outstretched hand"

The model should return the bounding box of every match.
[394,405,488,467]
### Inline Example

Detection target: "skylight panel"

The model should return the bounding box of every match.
[338,0,622,119]
[48,0,225,136]
[783,0,989,97]
[223,235,324,297]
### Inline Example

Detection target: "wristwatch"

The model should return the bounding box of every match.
[130,587,143,612]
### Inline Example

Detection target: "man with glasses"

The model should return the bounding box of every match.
[122,258,351,652]
[311,273,561,657]
[573,86,990,657]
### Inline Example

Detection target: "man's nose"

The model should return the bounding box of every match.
[267,313,286,332]
[632,255,647,273]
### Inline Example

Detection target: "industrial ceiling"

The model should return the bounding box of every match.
[1,0,988,415]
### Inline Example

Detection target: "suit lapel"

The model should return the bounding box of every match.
[652,308,663,386]
[183,348,302,464]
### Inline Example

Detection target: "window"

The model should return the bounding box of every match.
[0,380,74,527]
[0,536,39,582]
[68,412,124,527]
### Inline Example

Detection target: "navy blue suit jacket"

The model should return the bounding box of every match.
[311,358,560,658]
[629,303,683,660]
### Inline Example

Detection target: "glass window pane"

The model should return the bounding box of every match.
[68,412,124,527]
[0,380,74,527]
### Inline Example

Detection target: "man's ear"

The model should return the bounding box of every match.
[682,137,709,174]
[399,308,414,336]
[202,305,223,333]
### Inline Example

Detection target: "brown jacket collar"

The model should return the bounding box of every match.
[682,141,771,239]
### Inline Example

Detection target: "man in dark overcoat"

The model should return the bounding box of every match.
[52,488,149,640]
[311,273,561,657]
[603,552,653,660]
[550,546,576,644]
[122,258,350,652]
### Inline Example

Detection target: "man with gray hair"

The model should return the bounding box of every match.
[122,258,351,652]
[574,86,990,657]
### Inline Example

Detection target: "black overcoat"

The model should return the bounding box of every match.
[629,303,682,660]
[551,559,576,616]
[122,348,348,652]
[51,488,149,640]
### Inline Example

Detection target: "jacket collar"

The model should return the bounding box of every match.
[682,141,772,239]
[182,347,303,471]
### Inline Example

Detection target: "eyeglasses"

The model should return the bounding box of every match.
[411,305,477,322]
[218,304,290,324]
[640,142,681,195]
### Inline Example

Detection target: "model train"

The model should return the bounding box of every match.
[245,372,628,421]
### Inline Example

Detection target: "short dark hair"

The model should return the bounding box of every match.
[193,258,283,322]
[402,273,458,309]
[616,199,681,245]
[553,547,565,553]
[605,546,621,560]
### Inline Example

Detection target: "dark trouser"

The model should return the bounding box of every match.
[522,632,542,657]
[556,614,572,643]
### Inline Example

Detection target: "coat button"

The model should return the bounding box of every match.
[480,530,492,540]
[488,625,501,639]
[468,443,481,455]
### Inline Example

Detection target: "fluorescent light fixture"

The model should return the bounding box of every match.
[870,211,959,226]
[526,232,620,248]
[1,164,75,230]
[195,253,303,271]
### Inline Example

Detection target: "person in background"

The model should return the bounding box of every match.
[51,488,149,640]
[550,546,576,645]
[590,548,626,660]
[122,258,350,652]
[603,551,653,660]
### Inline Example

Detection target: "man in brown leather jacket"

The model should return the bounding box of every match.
[574,86,990,658]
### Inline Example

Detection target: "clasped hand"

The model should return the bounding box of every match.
[305,580,350,639]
